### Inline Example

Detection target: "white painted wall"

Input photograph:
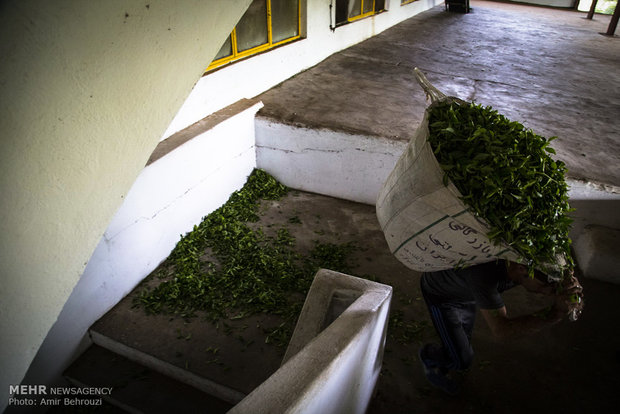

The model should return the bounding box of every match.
[565,181,620,283]
[256,118,407,205]
[0,0,252,411]
[518,0,577,8]
[163,0,443,138]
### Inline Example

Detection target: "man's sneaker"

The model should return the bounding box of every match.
[418,347,460,396]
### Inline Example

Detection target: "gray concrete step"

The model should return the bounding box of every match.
[87,294,284,406]
[63,345,232,414]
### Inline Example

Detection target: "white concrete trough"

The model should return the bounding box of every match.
[228,269,393,414]
[567,180,620,284]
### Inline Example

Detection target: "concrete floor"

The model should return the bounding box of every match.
[258,0,620,188]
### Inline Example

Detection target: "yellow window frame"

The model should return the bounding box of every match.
[401,0,418,5]
[347,0,383,22]
[207,0,302,72]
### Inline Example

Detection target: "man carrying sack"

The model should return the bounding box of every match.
[376,70,585,394]
[417,260,583,395]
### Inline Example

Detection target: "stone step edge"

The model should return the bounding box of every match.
[63,374,140,414]
[89,330,246,406]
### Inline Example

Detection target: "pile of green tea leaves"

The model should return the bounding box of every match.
[133,169,355,346]
[427,102,574,276]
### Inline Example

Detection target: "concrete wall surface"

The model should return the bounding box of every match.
[518,0,577,7]
[163,0,443,139]
[0,0,251,410]
[229,269,392,414]
[566,181,620,283]
[16,103,262,400]
[256,118,407,205]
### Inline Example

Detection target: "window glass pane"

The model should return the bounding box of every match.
[348,0,362,18]
[236,0,268,52]
[271,0,299,43]
[375,0,385,11]
[363,0,374,14]
[214,34,233,60]
[336,0,349,24]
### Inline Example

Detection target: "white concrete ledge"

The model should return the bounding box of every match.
[573,225,620,284]
[567,180,620,284]
[229,269,392,414]
[256,118,406,205]
[90,331,246,405]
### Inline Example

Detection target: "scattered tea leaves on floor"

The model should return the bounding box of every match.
[133,169,357,347]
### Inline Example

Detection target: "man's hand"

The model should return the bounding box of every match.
[481,275,584,339]
[553,275,584,320]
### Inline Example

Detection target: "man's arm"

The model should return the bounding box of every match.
[481,278,583,339]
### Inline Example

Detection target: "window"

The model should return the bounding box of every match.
[335,0,385,26]
[208,0,301,71]
[401,0,418,5]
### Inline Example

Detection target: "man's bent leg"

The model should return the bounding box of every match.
[423,300,475,371]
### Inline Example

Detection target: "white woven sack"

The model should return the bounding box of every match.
[376,69,522,272]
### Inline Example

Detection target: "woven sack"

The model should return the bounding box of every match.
[376,69,529,273]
